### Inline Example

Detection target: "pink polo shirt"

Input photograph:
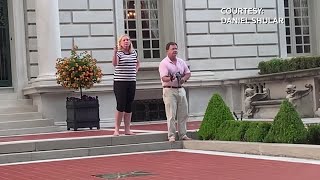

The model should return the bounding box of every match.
[159,56,190,87]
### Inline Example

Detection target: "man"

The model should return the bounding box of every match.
[159,42,192,142]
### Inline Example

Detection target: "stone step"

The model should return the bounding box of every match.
[0,93,18,100]
[0,99,33,107]
[0,106,38,114]
[0,112,43,122]
[0,119,54,130]
[0,126,62,137]
[0,133,182,164]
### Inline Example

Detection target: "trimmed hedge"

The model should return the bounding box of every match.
[198,93,234,140]
[264,100,307,144]
[258,56,320,75]
[307,124,320,145]
[215,121,250,141]
[244,122,272,142]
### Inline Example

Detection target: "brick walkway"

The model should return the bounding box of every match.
[0,151,319,180]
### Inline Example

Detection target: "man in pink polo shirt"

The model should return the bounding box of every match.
[159,42,192,142]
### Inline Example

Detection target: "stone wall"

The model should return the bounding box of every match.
[25,0,115,78]
[185,0,284,77]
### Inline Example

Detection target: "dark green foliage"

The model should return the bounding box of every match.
[198,93,235,140]
[215,121,250,141]
[258,56,320,74]
[264,100,307,144]
[306,124,320,145]
[244,122,272,142]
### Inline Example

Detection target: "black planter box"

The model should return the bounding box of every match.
[66,95,100,131]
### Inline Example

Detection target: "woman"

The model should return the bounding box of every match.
[112,34,140,136]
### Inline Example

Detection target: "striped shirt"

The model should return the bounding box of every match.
[114,50,138,81]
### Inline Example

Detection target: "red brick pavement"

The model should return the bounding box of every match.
[0,151,319,180]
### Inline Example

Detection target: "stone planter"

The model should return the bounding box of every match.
[66,95,100,131]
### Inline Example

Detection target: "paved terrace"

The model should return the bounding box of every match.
[0,120,319,179]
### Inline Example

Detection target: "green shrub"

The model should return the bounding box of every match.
[198,93,234,140]
[307,124,320,145]
[215,121,250,141]
[264,100,307,144]
[258,56,320,74]
[244,122,272,142]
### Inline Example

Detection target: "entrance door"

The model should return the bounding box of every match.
[0,0,12,87]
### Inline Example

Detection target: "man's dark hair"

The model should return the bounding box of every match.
[166,42,178,50]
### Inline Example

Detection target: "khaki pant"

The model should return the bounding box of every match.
[162,87,188,139]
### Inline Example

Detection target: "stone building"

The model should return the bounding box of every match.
[0,0,318,134]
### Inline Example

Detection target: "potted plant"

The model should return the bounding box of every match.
[56,45,103,131]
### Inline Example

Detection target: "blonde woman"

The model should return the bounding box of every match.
[112,34,140,136]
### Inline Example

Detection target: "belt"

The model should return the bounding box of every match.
[163,86,182,88]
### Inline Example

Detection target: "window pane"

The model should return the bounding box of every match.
[141,10,149,19]
[140,0,149,9]
[285,18,290,26]
[296,36,302,44]
[143,40,150,48]
[294,9,301,16]
[152,40,159,48]
[142,30,150,38]
[293,0,300,7]
[153,50,160,58]
[284,0,288,7]
[150,10,158,19]
[142,20,149,29]
[295,18,301,25]
[127,11,136,19]
[286,37,291,44]
[303,27,309,34]
[287,46,292,54]
[144,50,151,58]
[286,28,290,35]
[303,36,310,44]
[150,20,158,29]
[295,27,301,35]
[304,45,310,53]
[302,18,309,25]
[127,1,135,9]
[301,0,308,7]
[285,9,289,16]
[128,21,136,29]
[132,41,137,49]
[301,8,308,16]
[129,31,137,39]
[296,46,303,53]
[150,0,158,9]
[151,30,159,38]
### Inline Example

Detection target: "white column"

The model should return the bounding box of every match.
[35,0,61,80]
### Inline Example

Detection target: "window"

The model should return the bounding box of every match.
[284,0,311,56]
[123,0,162,61]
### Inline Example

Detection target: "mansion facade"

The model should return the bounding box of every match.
[0,0,318,129]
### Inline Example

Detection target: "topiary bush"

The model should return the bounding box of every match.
[306,124,320,145]
[244,122,272,142]
[264,100,307,144]
[198,93,234,140]
[215,121,250,141]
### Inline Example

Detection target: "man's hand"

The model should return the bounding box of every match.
[180,78,186,84]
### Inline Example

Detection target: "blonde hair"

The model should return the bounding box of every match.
[117,34,134,53]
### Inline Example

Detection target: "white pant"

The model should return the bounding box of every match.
[162,87,188,139]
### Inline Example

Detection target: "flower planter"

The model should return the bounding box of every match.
[66,95,100,131]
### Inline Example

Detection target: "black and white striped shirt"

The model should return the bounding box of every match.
[114,50,138,81]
